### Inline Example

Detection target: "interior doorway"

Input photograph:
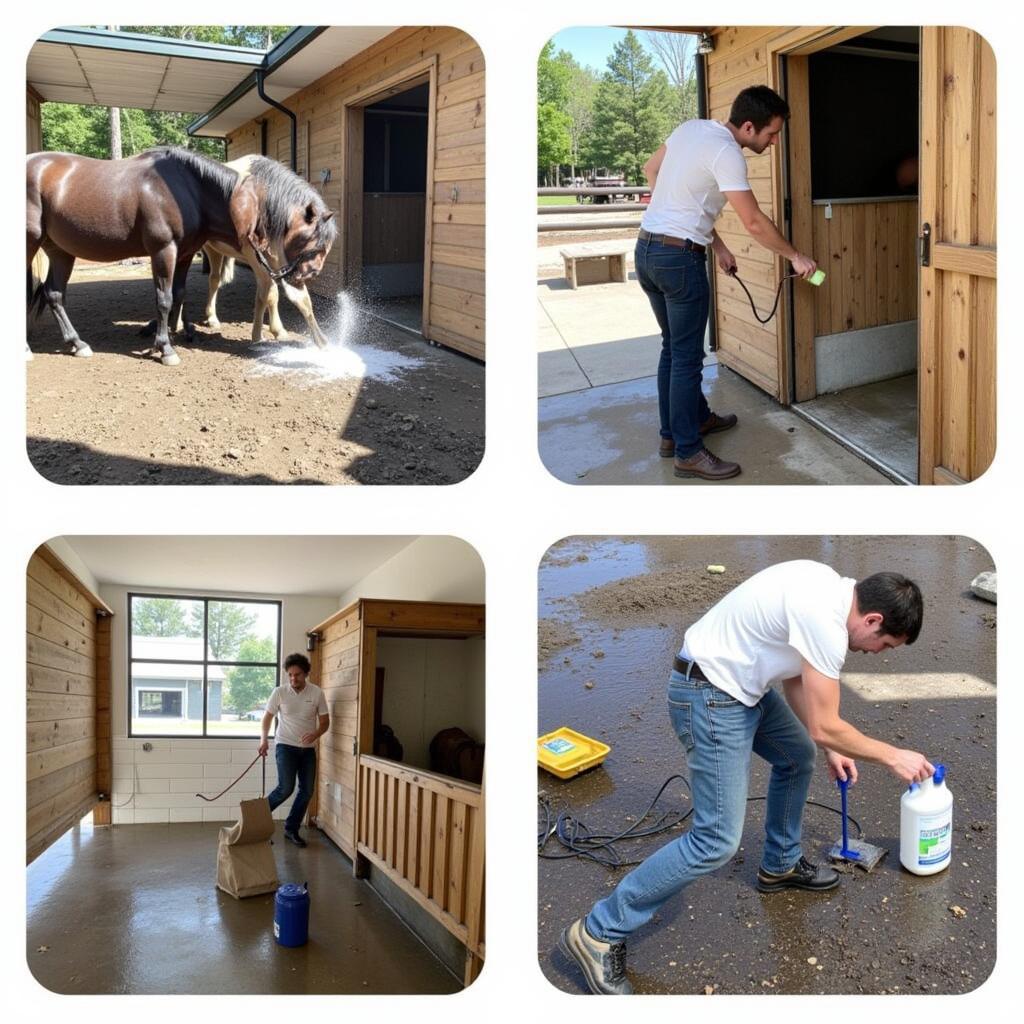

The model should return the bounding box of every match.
[345,76,432,336]
[785,28,921,482]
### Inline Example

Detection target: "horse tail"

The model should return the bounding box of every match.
[27,251,49,322]
[221,256,236,286]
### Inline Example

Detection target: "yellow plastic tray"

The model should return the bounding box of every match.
[537,727,611,779]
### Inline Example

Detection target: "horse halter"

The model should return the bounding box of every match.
[248,236,325,282]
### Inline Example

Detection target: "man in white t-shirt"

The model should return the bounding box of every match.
[561,562,931,994]
[635,86,818,482]
[258,652,330,847]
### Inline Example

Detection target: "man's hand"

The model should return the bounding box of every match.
[300,731,319,746]
[825,749,858,784]
[790,252,818,279]
[888,748,934,784]
[257,738,269,757]
[715,245,737,275]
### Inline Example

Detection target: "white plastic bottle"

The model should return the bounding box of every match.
[900,764,953,875]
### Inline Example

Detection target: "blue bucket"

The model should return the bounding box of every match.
[274,882,310,947]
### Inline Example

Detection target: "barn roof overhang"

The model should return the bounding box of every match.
[26,25,398,139]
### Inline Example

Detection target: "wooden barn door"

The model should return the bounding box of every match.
[918,27,996,484]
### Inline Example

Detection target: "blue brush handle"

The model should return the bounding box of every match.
[837,777,860,859]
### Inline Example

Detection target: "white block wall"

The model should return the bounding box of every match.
[111,738,297,824]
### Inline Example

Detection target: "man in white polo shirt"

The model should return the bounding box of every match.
[561,561,931,994]
[258,653,330,847]
[636,86,818,481]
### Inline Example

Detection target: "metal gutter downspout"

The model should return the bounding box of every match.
[256,69,297,172]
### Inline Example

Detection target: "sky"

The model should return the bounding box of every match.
[547,26,629,71]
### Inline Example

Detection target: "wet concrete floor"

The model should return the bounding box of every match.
[538,536,996,994]
[27,821,459,994]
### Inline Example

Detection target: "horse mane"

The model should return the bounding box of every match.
[246,156,338,250]
[143,146,239,198]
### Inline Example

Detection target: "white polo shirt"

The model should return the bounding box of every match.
[682,561,855,707]
[265,681,328,748]
[641,119,752,245]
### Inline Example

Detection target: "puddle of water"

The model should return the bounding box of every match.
[253,291,425,384]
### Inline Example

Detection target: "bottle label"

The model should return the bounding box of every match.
[917,811,952,866]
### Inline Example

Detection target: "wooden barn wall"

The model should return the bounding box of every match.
[919,27,996,483]
[811,200,918,335]
[705,27,790,399]
[226,28,485,360]
[26,549,103,863]
[27,88,42,153]
[314,603,362,859]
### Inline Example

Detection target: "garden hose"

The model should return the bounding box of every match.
[727,266,825,324]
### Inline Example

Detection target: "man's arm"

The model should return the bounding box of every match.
[796,661,933,783]
[257,710,275,756]
[643,144,666,190]
[723,189,816,278]
[301,713,330,747]
[783,677,856,782]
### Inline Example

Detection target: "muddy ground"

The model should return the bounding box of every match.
[538,536,996,995]
[27,260,484,485]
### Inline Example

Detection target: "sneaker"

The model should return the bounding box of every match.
[559,917,633,995]
[673,447,741,480]
[757,855,840,893]
[284,829,307,848]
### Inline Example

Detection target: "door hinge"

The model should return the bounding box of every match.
[919,222,931,267]
[352,739,358,756]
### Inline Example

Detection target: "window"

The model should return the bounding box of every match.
[128,594,281,738]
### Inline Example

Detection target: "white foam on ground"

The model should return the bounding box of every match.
[253,291,424,384]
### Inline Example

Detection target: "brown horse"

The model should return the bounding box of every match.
[27,148,336,365]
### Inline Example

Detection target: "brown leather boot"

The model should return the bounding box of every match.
[673,447,741,480]
[658,437,674,458]
[700,412,738,435]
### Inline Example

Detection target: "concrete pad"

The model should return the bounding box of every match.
[797,373,918,483]
[538,365,892,485]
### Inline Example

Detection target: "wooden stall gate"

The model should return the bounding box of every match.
[309,598,486,983]
[27,545,113,863]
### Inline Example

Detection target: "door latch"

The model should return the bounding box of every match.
[919,222,931,267]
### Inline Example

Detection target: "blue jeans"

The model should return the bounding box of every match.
[267,743,317,834]
[586,671,817,943]
[635,237,712,459]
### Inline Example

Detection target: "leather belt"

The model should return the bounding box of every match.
[639,228,706,254]
[673,654,711,682]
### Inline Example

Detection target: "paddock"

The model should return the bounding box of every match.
[26,535,486,993]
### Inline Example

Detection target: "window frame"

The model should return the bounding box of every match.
[127,592,282,739]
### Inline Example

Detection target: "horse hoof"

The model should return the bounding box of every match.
[73,345,93,358]
[206,319,221,330]
[161,352,181,366]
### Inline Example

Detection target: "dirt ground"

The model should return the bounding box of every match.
[26,260,484,485]
[538,536,996,995]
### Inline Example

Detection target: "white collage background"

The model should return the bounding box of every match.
[3,1,1021,1021]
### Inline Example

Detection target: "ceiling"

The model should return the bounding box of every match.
[60,536,417,596]
[26,25,397,138]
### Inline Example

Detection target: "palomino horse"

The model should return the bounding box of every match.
[200,155,330,349]
[26,148,336,365]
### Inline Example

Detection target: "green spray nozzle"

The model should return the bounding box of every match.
[808,269,826,287]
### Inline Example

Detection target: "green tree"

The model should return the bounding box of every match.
[591,31,674,184]
[644,31,699,126]
[193,602,259,661]
[554,51,599,182]
[224,637,277,713]
[537,40,572,184]
[132,598,199,638]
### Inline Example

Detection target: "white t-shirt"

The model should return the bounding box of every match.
[265,681,329,748]
[641,120,752,245]
[682,561,855,707]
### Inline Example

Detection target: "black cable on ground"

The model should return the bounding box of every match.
[537,773,863,868]
[728,269,799,324]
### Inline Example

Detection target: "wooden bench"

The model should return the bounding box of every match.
[560,241,632,289]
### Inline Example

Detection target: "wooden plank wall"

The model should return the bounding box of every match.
[227,28,485,360]
[363,194,426,264]
[705,27,786,398]
[27,88,42,153]
[811,200,918,335]
[26,551,101,862]
[919,27,996,483]
[314,605,362,859]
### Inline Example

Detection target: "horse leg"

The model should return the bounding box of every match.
[205,247,223,329]
[282,280,329,349]
[250,264,272,343]
[171,258,196,341]
[40,247,92,358]
[149,246,180,366]
[265,279,289,341]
